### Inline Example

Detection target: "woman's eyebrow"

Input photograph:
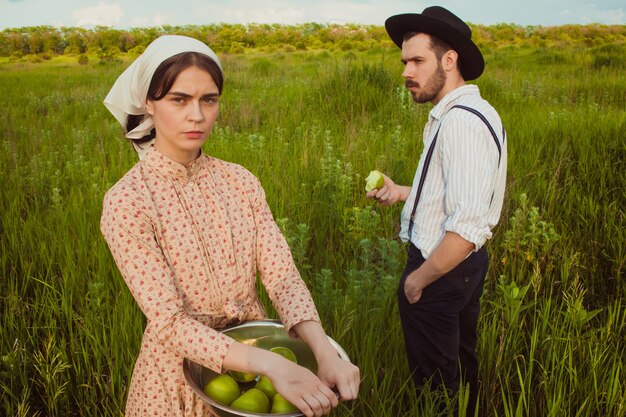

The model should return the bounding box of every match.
[167,91,192,98]
[167,91,219,98]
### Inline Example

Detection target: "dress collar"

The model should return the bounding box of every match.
[143,146,206,182]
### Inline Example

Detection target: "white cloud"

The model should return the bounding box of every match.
[73,2,125,27]
[191,0,405,25]
[131,13,169,27]
[591,8,625,24]
[241,7,305,24]
[50,19,66,28]
[561,5,626,24]
[194,1,306,24]
[193,0,305,24]
[315,1,393,24]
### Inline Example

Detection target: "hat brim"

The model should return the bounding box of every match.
[385,13,484,80]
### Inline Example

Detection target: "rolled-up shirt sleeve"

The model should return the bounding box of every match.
[100,186,234,373]
[247,174,320,337]
[440,117,500,250]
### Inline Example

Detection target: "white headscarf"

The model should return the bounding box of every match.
[103,35,222,159]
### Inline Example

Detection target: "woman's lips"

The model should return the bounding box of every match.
[184,131,204,139]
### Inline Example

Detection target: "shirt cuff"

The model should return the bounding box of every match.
[444,219,492,251]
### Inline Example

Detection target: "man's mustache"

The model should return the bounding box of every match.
[405,80,419,88]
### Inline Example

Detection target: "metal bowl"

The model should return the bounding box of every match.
[183,319,350,417]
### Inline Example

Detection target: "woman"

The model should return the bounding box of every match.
[101,35,359,417]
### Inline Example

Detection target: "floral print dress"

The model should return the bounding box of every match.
[101,147,319,416]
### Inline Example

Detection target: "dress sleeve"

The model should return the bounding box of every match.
[248,175,321,336]
[100,185,234,373]
[440,116,500,250]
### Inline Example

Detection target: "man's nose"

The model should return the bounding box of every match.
[402,63,414,79]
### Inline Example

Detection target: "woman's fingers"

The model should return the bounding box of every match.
[333,365,360,400]
[302,388,334,416]
[295,388,334,417]
[335,367,360,400]
[270,361,343,416]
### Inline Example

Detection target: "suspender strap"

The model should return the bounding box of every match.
[407,105,504,237]
[452,104,505,167]
[407,126,441,237]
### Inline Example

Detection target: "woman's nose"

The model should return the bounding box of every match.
[188,101,205,122]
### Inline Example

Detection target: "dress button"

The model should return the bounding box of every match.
[464,277,470,283]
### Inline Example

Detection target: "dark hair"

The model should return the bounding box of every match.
[126,51,224,144]
[403,31,463,74]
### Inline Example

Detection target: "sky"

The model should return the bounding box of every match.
[1,0,625,30]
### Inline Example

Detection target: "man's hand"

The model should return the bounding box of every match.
[365,173,411,205]
[402,233,476,304]
[403,270,424,304]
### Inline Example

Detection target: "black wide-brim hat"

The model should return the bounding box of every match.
[385,6,484,80]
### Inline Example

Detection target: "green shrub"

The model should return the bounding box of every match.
[590,44,626,69]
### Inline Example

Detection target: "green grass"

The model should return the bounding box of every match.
[1,43,624,416]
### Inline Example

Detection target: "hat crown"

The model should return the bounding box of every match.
[421,6,472,39]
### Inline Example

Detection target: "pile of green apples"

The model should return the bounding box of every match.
[203,346,299,414]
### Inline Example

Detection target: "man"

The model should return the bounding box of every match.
[367,6,507,415]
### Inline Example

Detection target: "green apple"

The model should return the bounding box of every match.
[255,375,278,399]
[270,346,297,363]
[365,170,384,192]
[228,370,257,383]
[271,393,299,413]
[203,374,240,406]
[230,388,270,413]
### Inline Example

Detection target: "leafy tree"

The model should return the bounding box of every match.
[0,23,624,59]
[62,27,88,55]
[3,30,27,56]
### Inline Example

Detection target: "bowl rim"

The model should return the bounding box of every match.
[182,319,350,417]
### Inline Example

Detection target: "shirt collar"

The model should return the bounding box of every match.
[143,146,206,182]
[429,84,480,121]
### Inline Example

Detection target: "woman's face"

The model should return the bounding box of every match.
[146,65,220,165]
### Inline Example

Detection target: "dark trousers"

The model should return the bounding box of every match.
[397,243,488,416]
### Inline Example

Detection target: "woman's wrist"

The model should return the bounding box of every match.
[304,338,336,366]
[292,320,338,363]
[223,341,279,376]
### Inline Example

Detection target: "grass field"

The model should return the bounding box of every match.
[1,41,625,416]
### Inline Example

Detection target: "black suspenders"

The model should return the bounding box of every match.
[407,105,506,237]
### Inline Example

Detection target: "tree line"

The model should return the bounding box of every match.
[1,22,624,58]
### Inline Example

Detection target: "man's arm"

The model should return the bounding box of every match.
[403,231,474,303]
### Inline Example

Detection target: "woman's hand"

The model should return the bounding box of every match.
[365,173,411,206]
[223,341,339,417]
[315,347,360,401]
[265,356,338,417]
[291,321,360,404]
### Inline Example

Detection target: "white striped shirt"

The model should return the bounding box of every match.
[399,84,507,258]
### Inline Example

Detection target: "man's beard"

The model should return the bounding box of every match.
[405,63,446,103]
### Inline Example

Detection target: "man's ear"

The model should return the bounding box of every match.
[443,50,459,72]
